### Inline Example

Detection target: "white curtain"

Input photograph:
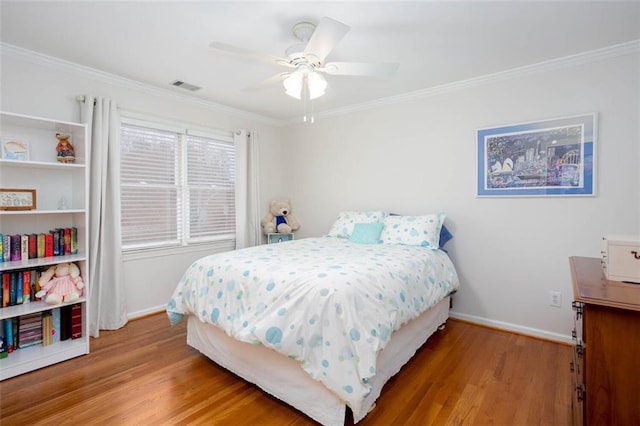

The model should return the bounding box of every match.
[234,130,261,249]
[81,96,127,337]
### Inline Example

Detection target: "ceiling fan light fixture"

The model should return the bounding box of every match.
[307,71,327,100]
[283,71,303,99]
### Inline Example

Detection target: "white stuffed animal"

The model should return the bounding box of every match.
[261,199,300,234]
[36,262,85,305]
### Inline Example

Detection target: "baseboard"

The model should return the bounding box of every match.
[128,305,167,321]
[127,306,574,344]
[449,310,573,344]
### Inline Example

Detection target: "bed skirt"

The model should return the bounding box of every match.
[187,295,451,425]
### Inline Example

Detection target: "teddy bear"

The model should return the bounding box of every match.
[261,199,300,234]
[36,262,85,305]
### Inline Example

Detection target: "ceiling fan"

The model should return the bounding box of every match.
[209,17,399,100]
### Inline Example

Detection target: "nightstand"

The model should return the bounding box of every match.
[267,233,294,244]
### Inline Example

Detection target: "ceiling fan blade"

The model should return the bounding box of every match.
[241,72,290,92]
[209,41,293,68]
[304,17,350,63]
[320,62,399,77]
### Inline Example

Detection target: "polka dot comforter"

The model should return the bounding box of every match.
[167,237,459,418]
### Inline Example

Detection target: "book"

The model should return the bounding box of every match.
[9,272,17,306]
[41,312,51,346]
[30,269,37,301]
[28,234,37,259]
[22,270,31,304]
[0,320,7,358]
[3,234,10,262]
[44,233,54,257]
[4,318,14,352]
[15,271,23,305]
[18,312,43,348]
[71,227,78,254]
[70,303,82,339]
[63,228,71,255]
[51,307,61,343]
[10,234,21,261]
[60,305,72,341]
[21,235,29,261]
[2,273,9,307]
[52,229,60,256]
[34,269,41,300]
[0,234,3,263]
[37,233,45,258]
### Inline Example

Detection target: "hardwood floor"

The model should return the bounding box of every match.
[0,313,572,425]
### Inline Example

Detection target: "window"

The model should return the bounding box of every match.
[120,120,235,250]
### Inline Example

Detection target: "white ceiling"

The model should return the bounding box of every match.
[1,1,639,122]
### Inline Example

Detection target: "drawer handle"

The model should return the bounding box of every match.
[632,250,640,260]
[577,385,584,402]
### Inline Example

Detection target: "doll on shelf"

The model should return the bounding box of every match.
[55,133,75,163]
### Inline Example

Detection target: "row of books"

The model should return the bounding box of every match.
[0,304,83,358]
[1,269,42,308]
[0,228,78,263]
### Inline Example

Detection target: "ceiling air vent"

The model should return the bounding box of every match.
[170,80,201,92]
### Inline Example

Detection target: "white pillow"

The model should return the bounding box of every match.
[327,211,387,238]
[380,213,444,249]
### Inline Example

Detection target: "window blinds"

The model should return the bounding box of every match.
[120,124,180,247]
[119,122,236,249]
[186,134,236,241]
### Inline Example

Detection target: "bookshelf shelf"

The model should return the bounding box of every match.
[0,337,88,381]
[0,110,90,380]
[0,297,87,321]
[0,209,86,216]
[0,158,86,170]
[0,253,87,273]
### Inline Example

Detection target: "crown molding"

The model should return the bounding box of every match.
[309,39,640,122]
[3,39,638,128]
[0,42,285,127]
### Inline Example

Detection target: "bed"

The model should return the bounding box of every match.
[167,212,459,425]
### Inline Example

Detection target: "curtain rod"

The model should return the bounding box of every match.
[76,95,97,105]
[78,95,239,138]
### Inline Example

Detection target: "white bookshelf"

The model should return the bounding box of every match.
[0,111,90,380]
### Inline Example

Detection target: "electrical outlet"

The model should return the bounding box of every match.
[550,291,562,307]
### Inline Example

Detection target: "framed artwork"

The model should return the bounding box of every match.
[0,188,37,210]
[1,139,29,161]
[477,113,596,197]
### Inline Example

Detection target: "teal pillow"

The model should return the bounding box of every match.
[349,222,384,244]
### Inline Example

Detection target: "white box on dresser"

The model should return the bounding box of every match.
[601,234,640,283]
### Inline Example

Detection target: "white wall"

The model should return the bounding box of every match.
[282,50,640,341]
[0,46,285,318]
[3,44,638,341]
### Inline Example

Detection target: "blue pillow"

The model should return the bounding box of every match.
[439,224,453,248]
[349,222,385,244]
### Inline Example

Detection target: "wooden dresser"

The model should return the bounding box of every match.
[569,256,640,425]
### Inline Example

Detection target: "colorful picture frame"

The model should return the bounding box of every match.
[0,188,37,210]
[1,139,29,161]
[477,114,596,197]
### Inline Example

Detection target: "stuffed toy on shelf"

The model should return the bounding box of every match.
[261,199,300,234]
[36,262,85,305]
